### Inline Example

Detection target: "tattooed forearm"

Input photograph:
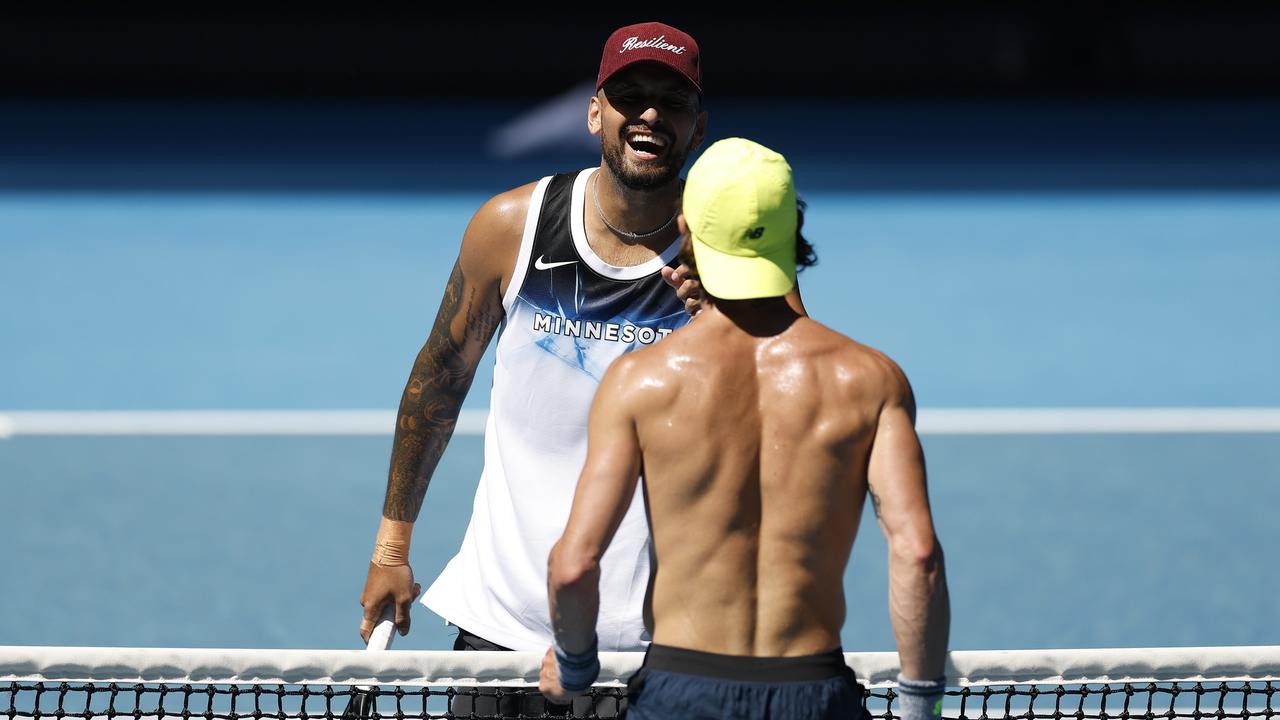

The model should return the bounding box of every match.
[382,260,503,521]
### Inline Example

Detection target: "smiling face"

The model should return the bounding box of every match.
[589,63,707,191]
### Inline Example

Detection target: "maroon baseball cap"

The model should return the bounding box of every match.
[596,21,702,93]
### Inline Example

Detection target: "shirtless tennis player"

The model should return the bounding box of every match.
[539,138,951,719]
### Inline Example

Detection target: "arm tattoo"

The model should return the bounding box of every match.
[382,259,503,521]
[869,485,884,519]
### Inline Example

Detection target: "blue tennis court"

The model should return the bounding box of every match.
[2,99,1278,652]
[3,434,1277,651]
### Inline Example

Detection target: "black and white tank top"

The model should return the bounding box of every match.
[421,167,688,651]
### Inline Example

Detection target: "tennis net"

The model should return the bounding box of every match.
[3,645,1277,720]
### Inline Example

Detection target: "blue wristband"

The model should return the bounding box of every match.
[554,635,600,693]
[896,673,946,720]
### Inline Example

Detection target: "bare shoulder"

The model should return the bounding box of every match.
[596,337,685,410]
[458,180,541,289]
[861,344,915,412]
[463,180,540,254]
[801,319,915,412]
[600,341,672,388]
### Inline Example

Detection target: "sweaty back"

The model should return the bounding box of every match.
[631,310,886,657]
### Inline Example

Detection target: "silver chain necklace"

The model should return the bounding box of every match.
[592,174,678,240]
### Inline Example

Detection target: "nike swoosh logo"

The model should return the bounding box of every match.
[534,255,578,271]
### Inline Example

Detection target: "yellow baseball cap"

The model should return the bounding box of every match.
[682,138,797,300]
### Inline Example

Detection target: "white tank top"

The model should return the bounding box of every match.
[421,168,689,651]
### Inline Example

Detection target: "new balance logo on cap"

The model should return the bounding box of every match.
[682,138,798,300]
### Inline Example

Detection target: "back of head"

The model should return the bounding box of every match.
[681,138,798,301]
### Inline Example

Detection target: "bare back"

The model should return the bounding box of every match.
[621,301,905,656]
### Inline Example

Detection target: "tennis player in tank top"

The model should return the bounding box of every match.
[357,20,803,718]
[540,139,951,720]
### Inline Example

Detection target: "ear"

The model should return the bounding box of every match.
[676,213,688,236]
[690,109,708,152]
[588,94,603,137]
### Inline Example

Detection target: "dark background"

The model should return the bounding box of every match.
[4,6,1279,98]
[3,6,1278,192]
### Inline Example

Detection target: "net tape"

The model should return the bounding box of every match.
[4,646,1277,720]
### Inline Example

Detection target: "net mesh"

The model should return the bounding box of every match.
[4,647,1277,720]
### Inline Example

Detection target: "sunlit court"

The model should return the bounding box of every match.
[3,7,1278,720]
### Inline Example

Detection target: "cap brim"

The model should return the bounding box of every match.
[691,236,796,300]
[598,58,702,93]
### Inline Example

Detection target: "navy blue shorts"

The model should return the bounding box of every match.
[623,644,870,720]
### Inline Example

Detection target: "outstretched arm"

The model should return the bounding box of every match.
[867,364,950,682]
[358,189,526,642]
[541,359,644,701]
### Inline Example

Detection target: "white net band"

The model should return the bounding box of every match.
[3,646,1278,688]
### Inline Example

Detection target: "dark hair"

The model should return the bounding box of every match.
[679,197,817,280]
[794,197,817,269]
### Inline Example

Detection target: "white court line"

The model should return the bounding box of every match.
[0,410,475,436]
[1,408,1280,436]
[920,407,1280,434]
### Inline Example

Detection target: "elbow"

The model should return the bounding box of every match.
[548,541,601,593]
[889,530,944,572]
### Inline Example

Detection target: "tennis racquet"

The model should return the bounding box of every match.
[340,605,397,720]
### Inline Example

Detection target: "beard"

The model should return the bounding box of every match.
[601,131,690,191]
